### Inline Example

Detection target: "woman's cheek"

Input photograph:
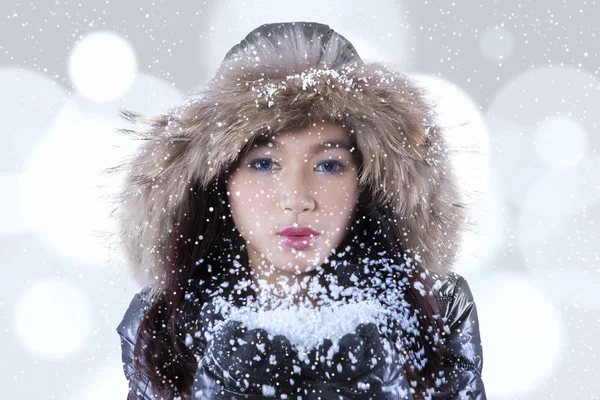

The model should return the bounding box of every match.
[229,174,257,202]
[228,177,273,230]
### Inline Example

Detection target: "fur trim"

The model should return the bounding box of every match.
[109,22,467,290]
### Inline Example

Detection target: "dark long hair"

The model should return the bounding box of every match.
[126,135,450,399]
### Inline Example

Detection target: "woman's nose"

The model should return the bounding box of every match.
[278,169,316,214]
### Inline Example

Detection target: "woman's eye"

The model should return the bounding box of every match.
[315,160,344,174]
[248,158,345,174]
[248,158,276,172]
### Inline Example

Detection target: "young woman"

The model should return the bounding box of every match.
[113,22,487,400]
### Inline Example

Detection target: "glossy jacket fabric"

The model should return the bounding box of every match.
[112,21,488,399]
[117,271,486,399]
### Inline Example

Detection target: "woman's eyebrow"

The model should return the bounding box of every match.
[307,139,354,154]
[251,137,354,154]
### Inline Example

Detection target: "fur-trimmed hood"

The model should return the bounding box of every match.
[110,21,467,292]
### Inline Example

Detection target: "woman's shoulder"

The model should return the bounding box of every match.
[434,273,486,400]
[430,271,471,299]
[430,271,480,326]
[116,285,154,345]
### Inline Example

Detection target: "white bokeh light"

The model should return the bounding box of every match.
[18,100,139,267]
[0,67,67,174]
[0,172,28,236]
[517,205,600,310]
[473,271,565,398]
[485,118,546,208]
[344,36,399,66]
[72,71,183,119]
[115,72,183,116]
[534,115,588,168]
[68,358,130,400]
[452,181,509,274]
[521,155,600,217]
[479,26,515,62]
[409,73,493,273]
[68,31,138,102]
[18,71,182,269]
[0,67,68,236]
[486,66,600,210]
[409,73,491,200]
[13,278,93,359]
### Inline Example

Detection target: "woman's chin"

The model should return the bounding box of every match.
[272,264,319,276]
[256,245,336,274]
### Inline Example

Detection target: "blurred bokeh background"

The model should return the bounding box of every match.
[1,1,598,398]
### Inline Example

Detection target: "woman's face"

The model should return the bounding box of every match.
[226,121,360,278]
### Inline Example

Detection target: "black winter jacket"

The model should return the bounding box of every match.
[117,272,487,399]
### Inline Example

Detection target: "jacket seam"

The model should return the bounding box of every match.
[445,276,483,379]
[433,273,461,301]
[451,276,463,301]
[453,359,483,378]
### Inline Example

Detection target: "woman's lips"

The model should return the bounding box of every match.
[277,227,320,249]
[279,234,319,249]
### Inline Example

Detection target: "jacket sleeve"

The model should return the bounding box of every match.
[434,275,488,400]
[116,286,156,400]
